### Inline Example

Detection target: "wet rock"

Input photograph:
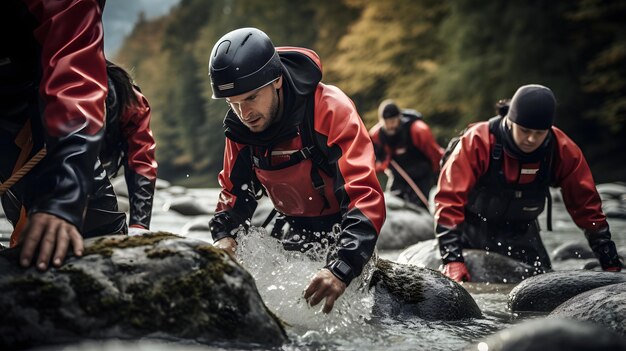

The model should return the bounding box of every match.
[110,176,129,197]
[181,216,212,233]
[603,199,626,220]
[550,282,626,336]
[369,258,481,321]
[116,195,130,213]
[596,183,626,200]
[0,233,286,350]
[467,318,626,351]
[155,178,172,190]
[164,185,187,196]
[376,194,434,250]
[551,241,595,261]
[163,196,213,216]
[508,270,626,313]
[397,239,534,284]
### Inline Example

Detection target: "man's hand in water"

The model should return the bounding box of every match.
[19,212,83,271]
[214,236,237,259]
[303,268,347,313]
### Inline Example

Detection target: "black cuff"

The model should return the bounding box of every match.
[212,231,235,243]
[585,227,622,270]
[436,224,465,264]
[326,259,355,286]
[209,211,243,242]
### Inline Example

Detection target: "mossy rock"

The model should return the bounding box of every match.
[369,259,482,321]
[0,233,286,349]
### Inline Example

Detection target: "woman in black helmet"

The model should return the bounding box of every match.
[207,27,386,313]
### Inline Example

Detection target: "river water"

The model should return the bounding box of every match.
[2,186,625,351]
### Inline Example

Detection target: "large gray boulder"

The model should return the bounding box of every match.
[376,195,434,250]
[162,196,214,216]
[369,259,481,321]
[508,270,626,314]
[398,239,535,284]
[0,233,286,350]
[550,282,626,336]
[467,318,626,351]
[551,241,595,261]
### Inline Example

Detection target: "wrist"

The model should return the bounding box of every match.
[325,259,355,286]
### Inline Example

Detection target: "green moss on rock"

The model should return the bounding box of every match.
[84,232,181,257]
[371,259,425,303]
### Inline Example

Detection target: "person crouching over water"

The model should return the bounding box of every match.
[435,84,622,282]
[207,28,386,313]
[369,100,443,209]
[101,60,157,235]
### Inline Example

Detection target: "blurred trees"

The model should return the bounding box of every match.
[115,0,626,185]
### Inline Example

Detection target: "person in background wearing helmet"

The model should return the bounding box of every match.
[369,100,443,209]
[101,60,157,235]
[0,0,127,270]
[207,27,385,313]
[436,84,622,282]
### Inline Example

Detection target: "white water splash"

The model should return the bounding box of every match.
[234,227,377,341]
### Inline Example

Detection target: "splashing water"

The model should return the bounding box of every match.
[235,227,379,343]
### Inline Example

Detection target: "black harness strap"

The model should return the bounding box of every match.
[484,116,554,231]
[251,97,332,214]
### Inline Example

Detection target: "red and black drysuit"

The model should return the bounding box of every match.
[0,0,126,246]
[100,79,157,230]
[210,47,386,285]
[435,116,622,272]
[369,115,443,207]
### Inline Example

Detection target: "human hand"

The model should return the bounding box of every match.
[19,212,83,271]
[441,262,471,282]
[303,268,347,313]
[214,236,237,260]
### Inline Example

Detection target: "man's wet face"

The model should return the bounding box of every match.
[226,78,281,133]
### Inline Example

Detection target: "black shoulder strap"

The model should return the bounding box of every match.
[301,96,331,212]
[486,116,504,186]
[301,97,333,176]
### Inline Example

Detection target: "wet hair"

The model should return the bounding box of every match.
[379,99,401,120]
[495,98,511,117]
[106,60,140,117]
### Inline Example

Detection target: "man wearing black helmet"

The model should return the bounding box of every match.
[436,84,622,282]
[207,28,386,313]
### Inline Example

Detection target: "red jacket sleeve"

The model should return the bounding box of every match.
[121,89,157,182]
[409,120,444,172]
[434,122,491,229]
[120,88,157,228]
[24,0,107,229]
[314,83,386,276]
[551,128,608,232]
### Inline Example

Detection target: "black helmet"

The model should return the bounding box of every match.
[506,84,556,130]
[209,27,283,99]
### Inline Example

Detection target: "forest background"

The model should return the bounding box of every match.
[113,0,626,187]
